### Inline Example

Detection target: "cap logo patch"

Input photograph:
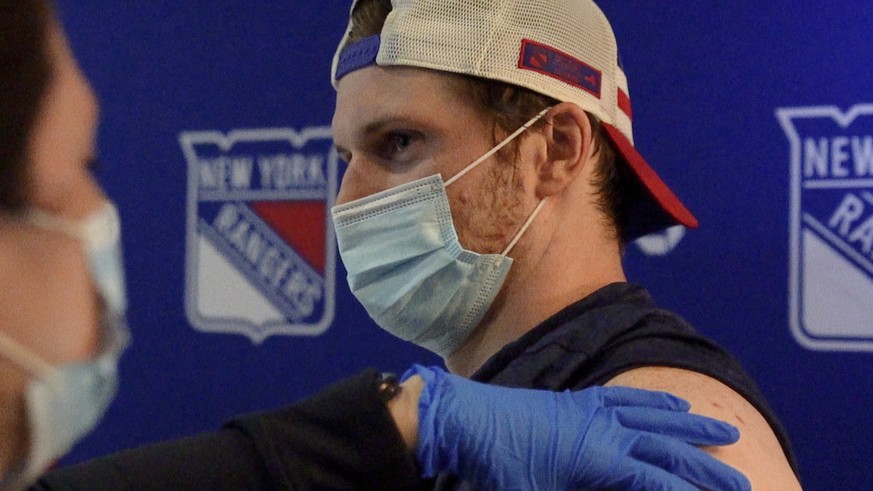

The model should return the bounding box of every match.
[519,39,602,98]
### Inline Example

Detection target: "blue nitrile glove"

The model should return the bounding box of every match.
[403,364,751,491]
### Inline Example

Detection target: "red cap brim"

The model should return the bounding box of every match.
[601,123,699,239]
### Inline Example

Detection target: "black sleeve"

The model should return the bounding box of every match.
[31,370,423,491]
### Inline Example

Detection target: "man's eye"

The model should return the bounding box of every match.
[393,133,412,151]
[374,131,421,162]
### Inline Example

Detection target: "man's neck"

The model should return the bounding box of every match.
[445,240,625,377]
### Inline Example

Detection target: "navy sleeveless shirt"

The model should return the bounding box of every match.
[435,282,799,489]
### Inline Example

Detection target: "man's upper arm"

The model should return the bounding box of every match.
[605,366,801,490]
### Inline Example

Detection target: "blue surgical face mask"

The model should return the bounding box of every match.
[0,201,129,487]
[331,109,549,357]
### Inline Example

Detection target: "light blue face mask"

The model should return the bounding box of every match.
[0,202,129,487]
[331,109,549,357]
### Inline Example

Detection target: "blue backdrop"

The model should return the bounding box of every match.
[54,2,872,489]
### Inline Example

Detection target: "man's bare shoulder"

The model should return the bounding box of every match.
[605,366,801,490]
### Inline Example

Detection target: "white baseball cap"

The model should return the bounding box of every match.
[332,0,698,240]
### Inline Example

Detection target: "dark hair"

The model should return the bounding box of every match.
[0,0,53,211]
[345,0,634,243]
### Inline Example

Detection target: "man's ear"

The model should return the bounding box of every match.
[534,102,593,198]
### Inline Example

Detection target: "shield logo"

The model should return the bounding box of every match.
[180,127,337,343]
[777,105,873,351]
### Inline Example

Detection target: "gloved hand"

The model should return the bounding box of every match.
[404,364,750,491]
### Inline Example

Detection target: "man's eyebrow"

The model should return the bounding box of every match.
[332,119,389,154]
[359,116,423,136]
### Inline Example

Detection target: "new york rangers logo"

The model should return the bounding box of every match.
[180,127,337,343]
[777,105,873,351]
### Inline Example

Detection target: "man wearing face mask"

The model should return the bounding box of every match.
[329,0,802,489]
[0,1,754,490]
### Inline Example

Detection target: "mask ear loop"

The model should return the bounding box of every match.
[22,209,86,242]
[441,107,553,258]
[445,107,552,187]
[0,331,61,381]
[501,198,546,256]
[23,204,121,253]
